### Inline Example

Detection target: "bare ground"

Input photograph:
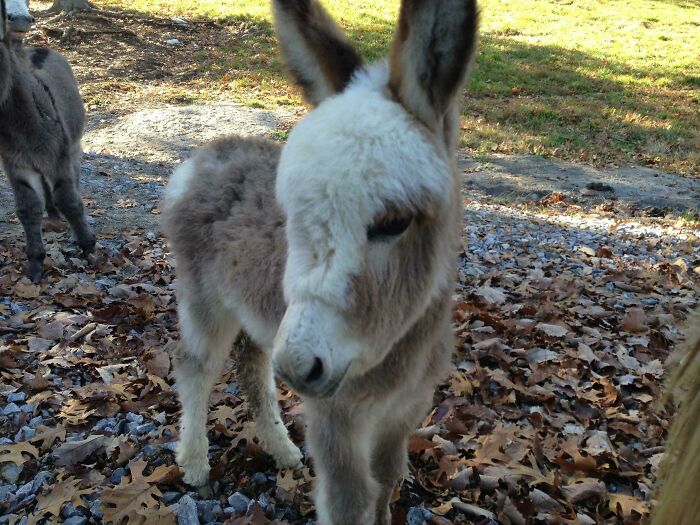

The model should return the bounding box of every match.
[2,103,698,243]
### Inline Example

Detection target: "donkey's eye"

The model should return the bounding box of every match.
[367,215,413,242]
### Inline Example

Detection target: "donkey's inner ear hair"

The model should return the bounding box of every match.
[389,0,479,130]
[273,0,363,107]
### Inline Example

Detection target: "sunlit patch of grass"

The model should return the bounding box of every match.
[52,0,700,175]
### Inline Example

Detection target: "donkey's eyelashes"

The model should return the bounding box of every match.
[367,215,413,242]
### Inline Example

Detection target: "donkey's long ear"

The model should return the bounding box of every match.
[272,0,363,106]
[0,0,7,43]
[389,0,478,130]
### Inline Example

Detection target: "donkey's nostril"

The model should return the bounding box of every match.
[7,14,16,20]
[30,16,35,23]
[305,357,324,383]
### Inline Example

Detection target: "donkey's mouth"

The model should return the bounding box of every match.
[10,31,27,42]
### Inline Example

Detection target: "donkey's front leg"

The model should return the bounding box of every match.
[174,297,240,487]
[7,167,46,282]
[306,403,377,525]
[371,421,413,525]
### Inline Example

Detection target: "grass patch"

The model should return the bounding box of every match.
[48,0,700,175]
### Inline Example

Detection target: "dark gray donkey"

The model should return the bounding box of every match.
[0,0,94,282]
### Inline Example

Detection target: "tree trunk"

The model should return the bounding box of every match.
[48,0,95,14]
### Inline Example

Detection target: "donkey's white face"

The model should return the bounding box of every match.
[273,68,452,396]
[270,0,477,397]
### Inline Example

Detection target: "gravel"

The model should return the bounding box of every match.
[227,492,250,515]
[2,403,20,416]
[177,495,200,525]
[6,392,26,403]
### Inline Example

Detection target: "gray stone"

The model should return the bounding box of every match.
[63,517,88,525]
[162,442,178,452]
[126,413,144,424]
[14,426,36,442]
[61,501,82,519]
[90,499,104,520]
[0,484,16,504]
[0,438,12,445]
[31,471,52,494]
[14,482,33,500]
[2,403,20,416]
[142,444,160,458]
[0,463,23,484]
[7,392,26,403]
[177,495,200,525]
[227,492,250,515]
[196,500,221,522]
[92,417,118,433]
[251,472,268,485]
[109,468,126,484]
[135,423,157,436]
[162,491,181,504]
[19,404,34,414]
[28,417,44,429]
[407,507,428,525]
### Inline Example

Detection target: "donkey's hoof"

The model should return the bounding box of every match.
[176,440,211,487]
[80,236,96,256]
[270,438,303,469]
[27,260,43,283]
[179,461,211,487]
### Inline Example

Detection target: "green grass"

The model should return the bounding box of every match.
[88,0,700,175]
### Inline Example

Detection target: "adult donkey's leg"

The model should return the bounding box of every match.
[233,334,303,468]
[306,402,378,525]
[7,166,46,282]
[52,158,94,255]
[174,295,240,486]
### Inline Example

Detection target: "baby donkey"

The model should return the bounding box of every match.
[0,0,94,282]
[162,0,478,523]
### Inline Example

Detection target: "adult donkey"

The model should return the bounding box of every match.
[162,0,478,523]
[0,0,94,282]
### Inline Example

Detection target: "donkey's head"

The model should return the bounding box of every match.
[2,0,33,41]
[272,0,478,398]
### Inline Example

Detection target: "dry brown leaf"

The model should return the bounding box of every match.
[621,307,649,333]
[30,425,67,451]
[29,477,92,524]
[537,323,569,338]
[100,458,168,525]
[561,478,606,503]
[0,441,39,465]
[609,493,649,518]
[54,435,107,467]
[475,285,507,306]
[14,280,40,299]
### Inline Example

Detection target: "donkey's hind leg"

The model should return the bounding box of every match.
[52,160,95,255]
[233,334,303,468]
[174,296,240,486]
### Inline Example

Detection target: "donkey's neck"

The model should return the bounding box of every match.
[0,43,13,107]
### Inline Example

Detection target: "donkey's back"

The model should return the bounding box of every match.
[24,46,84,143]
[162,136,287,348]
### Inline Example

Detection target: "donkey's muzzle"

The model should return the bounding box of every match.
[274,351,347,398]
[7,14,33,34]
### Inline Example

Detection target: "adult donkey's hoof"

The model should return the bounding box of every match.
[27,259,43,283]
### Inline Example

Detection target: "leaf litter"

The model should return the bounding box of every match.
[0,193,698,524]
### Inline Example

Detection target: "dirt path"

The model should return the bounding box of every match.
[1,103,697,239]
